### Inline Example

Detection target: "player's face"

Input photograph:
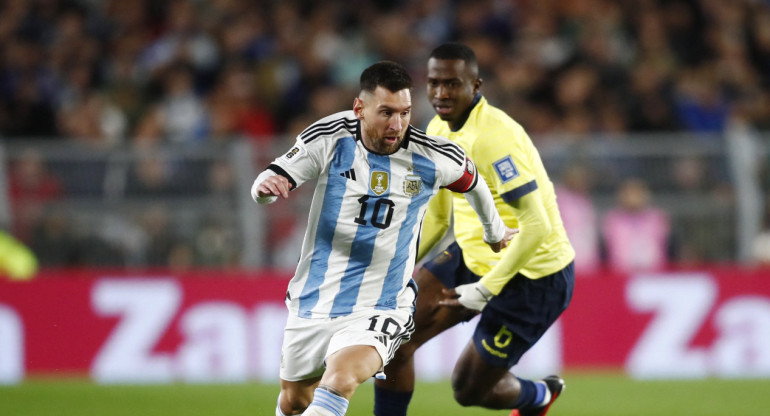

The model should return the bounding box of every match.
[354,86,412,155]
[427,58,481,128]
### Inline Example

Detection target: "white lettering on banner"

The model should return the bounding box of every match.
[627,273,715,379]
[626,274,770,379]
[0,304,23,384]
[92,279,181,382]
[178,302,249,382]
[712,297,770,377]
[251,304,287,381]
[87,279,560,383]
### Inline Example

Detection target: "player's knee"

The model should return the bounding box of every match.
[321,371,359,398]
[450,379,481,407]
[390,342,418,364]
[280,390,313,413]
[452,387,481,407]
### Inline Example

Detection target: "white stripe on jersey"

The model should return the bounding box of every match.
[270,111,471,318]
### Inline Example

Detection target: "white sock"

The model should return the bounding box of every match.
[301,388,348,416]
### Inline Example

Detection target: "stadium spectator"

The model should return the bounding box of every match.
[752,196,770,265]
[555,163,601,274]
[136,0,219,85]
[0,229,37,280]
[1,0,770,270]
[7,148,62,241]
[601,178,673,272]
[204,61,277,145]
[28,208,80,266]
[125,151,178,197]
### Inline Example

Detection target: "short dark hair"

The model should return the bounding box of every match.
[360,61,412,93]
[430,42,478,69]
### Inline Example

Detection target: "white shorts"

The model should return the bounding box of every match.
[279,308,415,382]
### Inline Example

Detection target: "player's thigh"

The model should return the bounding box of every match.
[280,314,332,382]
[328,308,415,374]
[323,344,383,396]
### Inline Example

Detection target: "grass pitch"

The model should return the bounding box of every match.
[1,371,768,415]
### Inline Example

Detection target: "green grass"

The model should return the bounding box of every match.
[1,372,769,415]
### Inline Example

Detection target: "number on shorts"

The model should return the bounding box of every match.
[367,315,401,338]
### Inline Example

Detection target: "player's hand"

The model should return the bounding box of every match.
[439,281,493,312]
[257,175,291,199]
[486,227,519,253]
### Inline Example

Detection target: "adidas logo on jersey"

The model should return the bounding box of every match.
[340,169,356,180]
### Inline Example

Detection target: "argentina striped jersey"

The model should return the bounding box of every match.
[266,111,476,318]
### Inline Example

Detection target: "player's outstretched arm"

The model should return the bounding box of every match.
[417,188,452,263]
[461,173,507,248]
[251,170,291,204]
[486,227,519,252]
[479,190,551,294]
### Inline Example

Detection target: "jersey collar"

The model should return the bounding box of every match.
[450,93,482,132]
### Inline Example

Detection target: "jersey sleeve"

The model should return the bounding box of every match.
[475,124,538,203]
[265,136,325,190]
[444,156,479,193]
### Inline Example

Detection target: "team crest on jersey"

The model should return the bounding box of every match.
[493,156,519,183]
[370,171,389,195]
[403,174,423,197]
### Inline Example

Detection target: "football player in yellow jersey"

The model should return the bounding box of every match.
[373,43,576,416]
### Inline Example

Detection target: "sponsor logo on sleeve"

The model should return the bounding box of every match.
[282,146,304,163]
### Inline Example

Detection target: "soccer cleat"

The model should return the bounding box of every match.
[510,375,565,416]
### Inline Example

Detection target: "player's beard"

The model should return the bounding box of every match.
[362,125,403,155]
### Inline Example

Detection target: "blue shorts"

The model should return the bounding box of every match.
[423,242,574,368]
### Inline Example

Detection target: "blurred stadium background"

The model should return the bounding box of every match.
[1,0,770,414]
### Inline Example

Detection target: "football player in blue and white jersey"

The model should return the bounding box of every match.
[252,61,517,416]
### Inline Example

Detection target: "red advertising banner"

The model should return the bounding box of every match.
[0,267,769,383]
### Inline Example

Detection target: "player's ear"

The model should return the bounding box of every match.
[353,97,365,120]
[473,78,483,94]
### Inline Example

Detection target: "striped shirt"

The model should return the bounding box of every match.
[266,111,478,318]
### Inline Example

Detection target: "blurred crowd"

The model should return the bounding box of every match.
[1,0,770,272]
[3,0,770,143]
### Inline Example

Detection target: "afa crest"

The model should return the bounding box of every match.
[370,171,389,195]
[403,174,422,197]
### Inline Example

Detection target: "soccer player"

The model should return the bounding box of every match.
[252,61,516,416]
[373,43,576,416]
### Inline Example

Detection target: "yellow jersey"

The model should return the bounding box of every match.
[425,96,574,280]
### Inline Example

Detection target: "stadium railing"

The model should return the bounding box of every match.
[0,128,767,270]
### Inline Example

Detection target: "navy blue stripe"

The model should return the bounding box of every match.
[501,179,538,203]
